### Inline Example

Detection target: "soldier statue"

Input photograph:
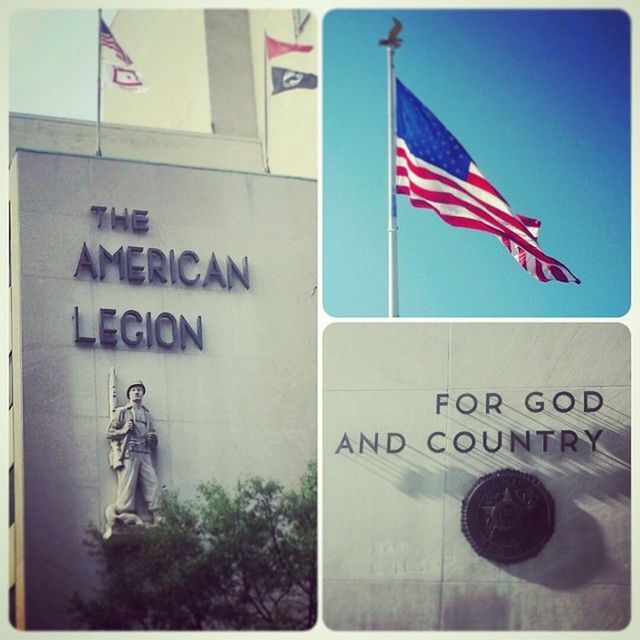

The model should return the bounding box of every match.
[104,380,160,539]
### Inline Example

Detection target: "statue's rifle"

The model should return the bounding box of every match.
[108,367,117,418]
[107,368,129,468]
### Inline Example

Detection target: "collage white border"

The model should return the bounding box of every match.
[1,0,638,638]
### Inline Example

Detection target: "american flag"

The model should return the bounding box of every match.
[395,79,580,284]
[100,18,133,66]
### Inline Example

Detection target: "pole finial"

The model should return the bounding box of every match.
[378,17,403,49]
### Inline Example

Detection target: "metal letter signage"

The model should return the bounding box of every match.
[461,468,554,564]
[71,206,253,352]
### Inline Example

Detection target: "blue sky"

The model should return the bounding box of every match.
[323,9,630,317]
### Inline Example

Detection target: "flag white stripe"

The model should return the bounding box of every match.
[396,162,530,241]
[397,139,513,220]
[396,154,538,246]
[397,142,579,283]
[396,174,507,235]
[395,78,579,284]
[397,144,542,248]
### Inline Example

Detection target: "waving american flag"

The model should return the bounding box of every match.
[100,18,133,66]
[395,79,580,284]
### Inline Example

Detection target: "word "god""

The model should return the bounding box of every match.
[435,390,603,415]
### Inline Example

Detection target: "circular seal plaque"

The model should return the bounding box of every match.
[461,468,554,564]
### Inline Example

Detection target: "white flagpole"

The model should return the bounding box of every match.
[387,45,399,317]
[96,9,103,157]
[263,32,271,173]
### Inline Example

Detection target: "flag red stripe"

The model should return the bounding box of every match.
[397,146,537,242]
[100,37,132,64]
[395,78,579,285]
[397,169,580,280]
[397,169,565,266]
[466,170,506,201]
[513,213,541,229]
[397,163,518,238]
[399,188,554,260]
[398,186,516,237]
[550,265,570,283]
[397,144,580,281]
[398,175,510,236]
[397,149,537,243]
[100,20,133,65]
[501,237,550,282]
[535,260,548,282]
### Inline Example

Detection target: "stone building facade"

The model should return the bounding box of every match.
[8,8,317,629]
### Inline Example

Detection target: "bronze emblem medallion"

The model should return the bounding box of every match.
[461,468,554,564]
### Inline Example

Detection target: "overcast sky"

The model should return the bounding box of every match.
[10,9,118,120]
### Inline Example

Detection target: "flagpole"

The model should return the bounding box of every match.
[96,9,103,157]
[387,45,399,317]
[263,32,270,173]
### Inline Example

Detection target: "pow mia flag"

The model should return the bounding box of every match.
[271,66,318,94]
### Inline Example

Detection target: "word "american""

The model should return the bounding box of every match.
[74,243,250,290]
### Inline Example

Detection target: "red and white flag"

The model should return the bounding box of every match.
[103,63,148,92]
[395,79,580,284]
[265,35,313,59]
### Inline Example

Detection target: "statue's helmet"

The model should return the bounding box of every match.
[126,380,146,398]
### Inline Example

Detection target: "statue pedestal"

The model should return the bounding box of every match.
[103,512,146,540]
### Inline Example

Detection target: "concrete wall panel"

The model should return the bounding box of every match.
[324,323,450,391]
[324,581,443,631]
[323,322,629,631]
[11,149,316,629]
[10,115,263,173]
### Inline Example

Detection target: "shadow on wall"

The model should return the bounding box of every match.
[335,396,629,592]
[501,504,605,590]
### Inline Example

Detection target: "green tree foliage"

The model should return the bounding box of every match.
[70,462,316,630]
